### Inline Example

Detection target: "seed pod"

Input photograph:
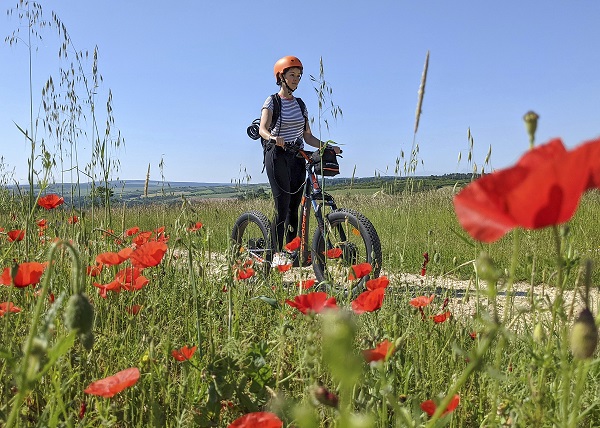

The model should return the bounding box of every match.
[65,293,94,334]
[570,307,598,359]
[79,331,95,351]
[475,252,501,283]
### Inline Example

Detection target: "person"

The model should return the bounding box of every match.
[258,55,341,264]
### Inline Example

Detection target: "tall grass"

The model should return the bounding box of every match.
[3,3,600,426]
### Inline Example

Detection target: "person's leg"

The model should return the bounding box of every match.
[265,148,291,252]
[285,156,307,244]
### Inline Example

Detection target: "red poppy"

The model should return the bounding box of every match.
[420,394,460,418]
[454,137,600,243]
[130,241,167,268]
[348,262,372,280]
[236,267,255,280]
[67,215,79,224]
[126,305,142,315]
[132,231,153,246]
[37,219,48,229]
[95,251,128,266]
[171,345,197,361]
[325,247,343,259]
[86,263,103,277]
[409,295,435,308]
[351,288,386,314]
[0,301,22,317]
[7,229,25,242]
[84,367,140,398]
[431,311,452,323]
[115,267,149,291]
[276,263,292,272]
[366,276,389,290]
[38,194,64,209]
[297,278,316,290]
[1,262,48,288]
[362,339,394,363]
[285,292,337,315]
[469,332,477,340]
[228,412,283,428]
[187,222,203,232]
[125,226,140,236]
[284,236,301,252]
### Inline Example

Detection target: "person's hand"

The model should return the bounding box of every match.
[274,136,285,147]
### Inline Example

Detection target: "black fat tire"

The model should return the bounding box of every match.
[311,208,382,296]
[231,210,273,268]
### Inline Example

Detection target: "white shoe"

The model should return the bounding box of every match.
[272,252,292,267]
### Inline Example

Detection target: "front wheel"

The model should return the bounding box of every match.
[230,211,273,270]
[312,208,382,297]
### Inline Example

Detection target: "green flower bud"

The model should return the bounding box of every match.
[65,293,94,335]
[475,252,501,283]
[79,331,95,351]
[533,323,545,342]
[570,307,598,359]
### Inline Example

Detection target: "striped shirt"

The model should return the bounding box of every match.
[262,95,308,147]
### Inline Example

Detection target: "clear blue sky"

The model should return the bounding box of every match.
[1,1,599,185]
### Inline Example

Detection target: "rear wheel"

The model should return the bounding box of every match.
[312,208,382,298]
[231,211,273,272]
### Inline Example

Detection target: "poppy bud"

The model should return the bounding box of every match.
[533,323,545,342]
[79,331,95,350]
[65,293,94,335]
[570,307,598,359]
[313,385,339,408]
[523,110,539,148]
[475,252,501,283]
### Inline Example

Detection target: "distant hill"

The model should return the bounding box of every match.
[6,173,474,207]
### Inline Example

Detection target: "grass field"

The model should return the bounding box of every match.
[2,186,600,427]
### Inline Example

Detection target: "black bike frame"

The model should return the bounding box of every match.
[296,149,344,267]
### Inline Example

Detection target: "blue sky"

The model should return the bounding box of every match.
[1,1,599,184]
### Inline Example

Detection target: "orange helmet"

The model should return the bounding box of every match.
[274,56,303,83]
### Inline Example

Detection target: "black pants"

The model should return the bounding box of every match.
[265,146,306,252]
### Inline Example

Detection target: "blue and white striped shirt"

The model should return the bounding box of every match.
[263,95,308,146]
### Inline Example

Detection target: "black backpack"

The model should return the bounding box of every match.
[247,93,308,146]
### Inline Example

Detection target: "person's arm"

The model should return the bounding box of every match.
[303,121,342,154]
[259,108,285,147]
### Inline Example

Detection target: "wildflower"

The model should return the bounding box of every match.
[126,305,142,315]
[38,194,64,209]
[348,262,372,280]
[297,278,316,290]
[351,288,386,314]
[362,339,394,363]
[421,252,429,276]
[0,301,22,317]
[284,236,301,252]
[67,215,79,224]
[431,311,452,324]
[285,292,337,315]
[132,231,152,246]
[1,262,48,288]
[228,412,283,428]
[409,295,435,308]
[84,367,140,398]
[187,222,203,232]
[366,275,389,290]
[86,263,103,277]
[276,263,292,272]
[95,250,129,266]
[130,241,168,268]
[7,229,25,242]
[236,267,255,280]
[313,385,339,408]
[454,137,600,242]
[469,332,477,340]
[125,226,140,236]
[115,267,149,291]
[78,401,86,420]
[171,345,197,361]
[325,247,343,258]
[420,394,460,418]
[37,219,48,229]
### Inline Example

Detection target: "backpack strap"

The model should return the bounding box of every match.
[295,97,309,131]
